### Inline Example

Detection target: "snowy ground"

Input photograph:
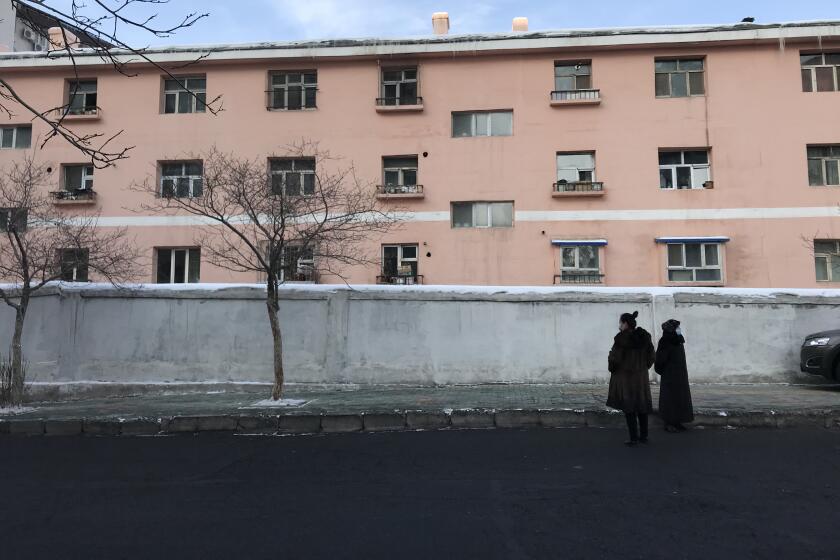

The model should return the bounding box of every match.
[0,406,37,416]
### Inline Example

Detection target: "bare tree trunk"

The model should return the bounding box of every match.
[267,282,284,400]
[9,296,28,407]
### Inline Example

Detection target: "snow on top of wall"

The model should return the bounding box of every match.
[3,281,840,299]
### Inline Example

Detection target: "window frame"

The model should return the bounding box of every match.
[62,164,95,191]
[0,125,32,150]
[451,201,514,229]
[279,244,315,283]
[807,145,840,186]
[560,245,601,273]
[814,240,840,282]
[556,151,596,183]
[0,207,28,233]
[654,58,706,98]
[162,75,207,114]
[666,242,723,283]
[66,79,98,115]
[800,52,840,92]
[382,155,418,187]
[553,60,592,91]
[380,67,419,105]
[269,158,317,196]
[268,70,318,110]
[155,247,201,284]
[381,244,419,278]
[160,161,203,198]
[57,248,90,282]
[451,110,513,138]
[659,149,711,190]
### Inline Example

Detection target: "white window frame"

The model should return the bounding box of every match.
[160,162,203,198]
[66,80,98,115]
[163,76,207,114]
[451,111,513,138]
[382,244,419,276]
[800,53,840,92]
[0,125,32,150]
[280,245,315,283]
[269,71,318,110]
[666,243,723,283]
[380,67,419,105]
[560,245,601,273]
[556,152,596,183]
[155,247,200,284]
[655,58,706,98]
[807,146,840,186]
[63,164,94,191]
[451,202,514,229]
[659,150,711,190]
[814,240,840,282]
[270,158,316,196]
[554,61,592,91]
[383,156,418,187]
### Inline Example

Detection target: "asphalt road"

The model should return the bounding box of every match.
[2,427,840,560]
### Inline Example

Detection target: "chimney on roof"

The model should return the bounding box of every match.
[432,12,450,35]
[47,26,80,51]
[741,17,755,23]
[512,17,529,32]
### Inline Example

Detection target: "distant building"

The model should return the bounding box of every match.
[0,0,102,52]
[0,14,839,287]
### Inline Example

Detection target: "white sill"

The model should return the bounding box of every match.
[267,107,318,112]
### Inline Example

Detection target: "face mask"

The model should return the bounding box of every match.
[676,327,683,336]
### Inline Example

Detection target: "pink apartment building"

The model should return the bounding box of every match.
[1,16,840,287]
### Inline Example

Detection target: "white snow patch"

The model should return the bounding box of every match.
[0,406,36,415]
[245,398,308,408]
[717,411,729,416]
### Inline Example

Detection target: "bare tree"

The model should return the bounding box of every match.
[1,0,221,168]
[0,157,139,406]
[135,142,401,400]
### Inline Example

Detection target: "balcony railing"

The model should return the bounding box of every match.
[377,274,424,285]
[550,89,601,105]
[376,96,423,106]
[376,184,424,198]
[554,272,604,285]
[552,181,605,197]
[50,189,97,204]
[56,107,101,119]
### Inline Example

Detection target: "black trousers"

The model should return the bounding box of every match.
[625,412,649,441]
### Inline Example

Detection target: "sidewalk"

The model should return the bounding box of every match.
[2,382,840,436]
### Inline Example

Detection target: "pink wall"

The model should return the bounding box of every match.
[1,37,839,287]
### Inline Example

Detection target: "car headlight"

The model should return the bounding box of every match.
[806,337,831,347]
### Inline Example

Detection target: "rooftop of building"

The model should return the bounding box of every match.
[1,18,839,68]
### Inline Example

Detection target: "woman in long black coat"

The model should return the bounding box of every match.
[607,311,655,446]
[654,319,694,432]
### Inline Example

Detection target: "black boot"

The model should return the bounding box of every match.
[625,413,639,445]
[639,413,649,444]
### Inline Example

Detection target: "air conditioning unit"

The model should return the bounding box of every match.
[22,28,37,41]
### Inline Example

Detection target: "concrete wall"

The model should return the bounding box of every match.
[4,284,840,387]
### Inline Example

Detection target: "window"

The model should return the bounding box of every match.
[815,240,840,282]
[66,80,97,115]
[807,146,840,186]
[161,162,203,198]
[452,111,513,138]
[156,248,200,283]
[558,245,602,283]
[554,61,592,91]
[659,150,710,190]
[57,248,89,282]
[667,243,722,282]
[383,156,418,189]
[269,71,317,110]
[0,208,28,232]
[655,58,705,97]
[163,76,206,114]
[451,202,513,228]
[279,245,315,282]
[381,244,419,283]
[63,165,94,191]
[0,125,31,149]
[801,53,840,92]
[270,158,316,196]
[380,67,418,105]
[556,152,595,183]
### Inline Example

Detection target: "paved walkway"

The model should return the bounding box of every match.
[2,382,840,436]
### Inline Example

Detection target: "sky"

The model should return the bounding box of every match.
[37,0,840,46]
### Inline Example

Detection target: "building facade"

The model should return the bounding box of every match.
[0,19,840,287]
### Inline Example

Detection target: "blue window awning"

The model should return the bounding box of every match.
[655,236,730,244]
[551,239,608,247]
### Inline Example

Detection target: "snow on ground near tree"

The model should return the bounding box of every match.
[1,281,840,299]
[244,399,308,408]
[0,406,36,415]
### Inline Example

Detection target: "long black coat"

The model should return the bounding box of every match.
[654,332,694,424]
[607,327,655,414]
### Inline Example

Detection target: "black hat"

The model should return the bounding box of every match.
[620,311,639,328]
[662,319,681,333]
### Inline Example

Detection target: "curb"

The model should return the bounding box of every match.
[2,409,840,437]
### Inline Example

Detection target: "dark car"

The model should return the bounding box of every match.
[801,330,840,380]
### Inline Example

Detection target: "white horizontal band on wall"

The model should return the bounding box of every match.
[87,207,840,227]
